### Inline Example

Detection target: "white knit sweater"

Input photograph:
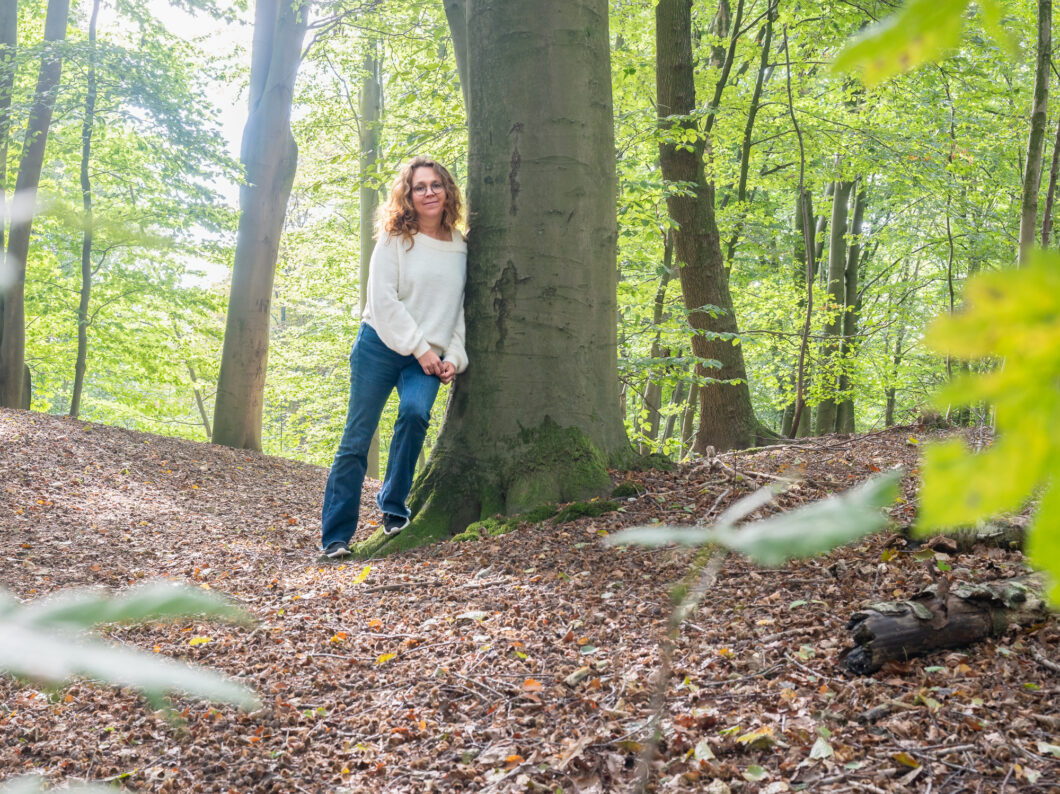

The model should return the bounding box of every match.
[362,231,469,373]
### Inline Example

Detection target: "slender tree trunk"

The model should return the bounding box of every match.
[883,259,918,426]
[661,378,687,447]
[212,0,309,449]
[815,179,853,435]
[723,3,775,262]
[789,188,816,438]
[836,183,866,434]
[70,0,101,419]
[1041,109,1060,246]
[186,362,212,437]
[656,0,765,452]
[641,233,674,454]
[1018,0,1051,265]
[680,382,698,458]
[0,0,69,409]
[359,42,382,478]
[359,0,627,554]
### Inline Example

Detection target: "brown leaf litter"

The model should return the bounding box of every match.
[0,408,1057,792]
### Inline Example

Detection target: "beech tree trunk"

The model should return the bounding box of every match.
[70,0,101,419]
[354,0,628,555]
[836,183,866,434]
[359,42,381,478]
[843,575,1048,675]
[656,0,767,452]
[0,0,69,409]
[1018,0,1050,265]
[212,0,308,449]
[815,179,853,435]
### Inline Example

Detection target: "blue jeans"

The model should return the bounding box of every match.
[321,323,441,548]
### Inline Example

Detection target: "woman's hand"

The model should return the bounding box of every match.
[417,349,443,377]
[439,361,456,384]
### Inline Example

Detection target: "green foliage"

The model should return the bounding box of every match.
[0,581,259,710]
[606,471,901,565]
[917,254,1060,604]
[833,0,1012,86]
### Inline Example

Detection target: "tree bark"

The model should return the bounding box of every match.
[661,378,687,447]
[836,183,866,434]
[843,575,1048,675]
[0,0,69,409]
[788,189,816,438]
[1018,0,1051,265]
[354,0,628,555]
[212,0,309,449]
[641,233,674,454]
[442,0,468,108]
[186,362,212,437]
[359,42,381,478]
[0,0,16,264]
[1041,109,1060,246]
[656,0,765,452]
[70,0,101,419]
[815,179,853,435]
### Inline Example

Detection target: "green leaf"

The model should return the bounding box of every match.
[606,473,899,564]
[712,472,901,566]
[16,581,251,630]
[742,764,768,782]
[810,735,834,759]
[1027,482,1060,605]
[917,254,1060,605]
[832,0,970,86]
[0,623,259,710]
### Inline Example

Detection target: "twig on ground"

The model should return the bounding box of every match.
[1031,645,1060,674]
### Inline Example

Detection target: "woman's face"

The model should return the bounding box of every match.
[411,166,446,225]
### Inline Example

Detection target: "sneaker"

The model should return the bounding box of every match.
[322,541,350,559]
[382,513,410,536]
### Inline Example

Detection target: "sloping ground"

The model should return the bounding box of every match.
[0,408,1057,793]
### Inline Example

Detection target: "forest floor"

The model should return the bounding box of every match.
[0,408,1057,794]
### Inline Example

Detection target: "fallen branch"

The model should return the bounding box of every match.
[842,574,1049,675]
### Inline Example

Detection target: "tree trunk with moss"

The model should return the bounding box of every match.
[354,0,628,556]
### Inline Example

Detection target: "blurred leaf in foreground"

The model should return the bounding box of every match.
[605,471,900,565]
[0,581,259,710]
[918,253,1060,605]
[832,0,1013,87]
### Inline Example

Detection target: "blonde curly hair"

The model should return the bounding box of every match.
[376,156,464,247]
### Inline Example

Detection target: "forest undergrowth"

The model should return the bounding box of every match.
[0,409,1057,793]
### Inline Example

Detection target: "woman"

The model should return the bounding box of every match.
[320,156,468,559]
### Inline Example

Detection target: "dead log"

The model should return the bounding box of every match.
[842,574,1049,675]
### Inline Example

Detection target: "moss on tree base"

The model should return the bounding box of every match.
[351,417,626,557]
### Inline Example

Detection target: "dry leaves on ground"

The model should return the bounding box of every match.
[0,409,1057,792]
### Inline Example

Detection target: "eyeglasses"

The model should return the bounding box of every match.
[412,182,445,196]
